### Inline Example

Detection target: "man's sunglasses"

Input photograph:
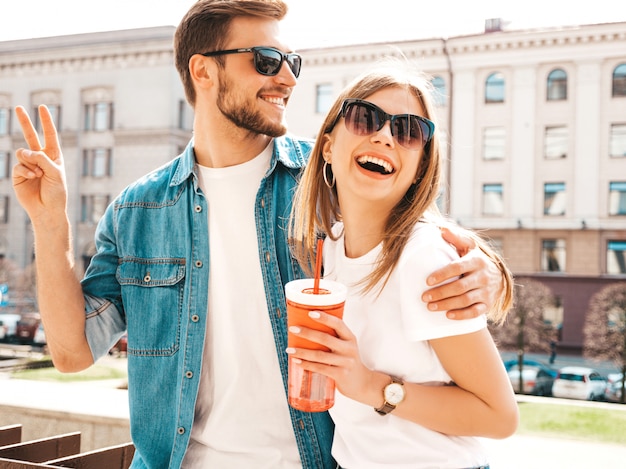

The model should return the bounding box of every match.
[200,46,302,78]
[331,98,435,150]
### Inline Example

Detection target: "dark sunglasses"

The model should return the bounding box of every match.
[331,98,435,150]
[200,46,302,78]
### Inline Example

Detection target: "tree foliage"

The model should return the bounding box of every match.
[583,282,626,403]
[489,277,555,354]
[489,278,555,394]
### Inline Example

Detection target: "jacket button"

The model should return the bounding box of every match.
[195,205,202,212]
[185,371,193,379]
[191,315,200,322]
[177,427,185,435]
[195,260,203,268]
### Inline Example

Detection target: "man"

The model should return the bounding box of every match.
[12,1,510,467]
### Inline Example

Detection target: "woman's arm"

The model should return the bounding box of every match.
[288,314,519,439]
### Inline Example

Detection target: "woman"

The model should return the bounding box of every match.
[288,60,518,468]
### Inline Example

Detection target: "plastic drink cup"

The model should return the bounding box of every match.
[285,278,347,412]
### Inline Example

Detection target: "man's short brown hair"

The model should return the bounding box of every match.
[174,0,288,106]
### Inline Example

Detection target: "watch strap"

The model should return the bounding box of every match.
[374,375,404,416]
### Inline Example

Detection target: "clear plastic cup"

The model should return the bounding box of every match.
[285,278,347,412]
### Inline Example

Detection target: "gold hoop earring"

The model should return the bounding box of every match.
[323,161,335,188]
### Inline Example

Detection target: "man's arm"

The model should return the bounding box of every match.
[13,105,93,371]
[423,226,513,321]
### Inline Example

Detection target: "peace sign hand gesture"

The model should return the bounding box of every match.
[13,105,69,226]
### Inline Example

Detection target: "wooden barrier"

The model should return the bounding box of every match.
[0,425,134,469]
[0,426,22,448]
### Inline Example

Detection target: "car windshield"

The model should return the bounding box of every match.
[559,373,584,381]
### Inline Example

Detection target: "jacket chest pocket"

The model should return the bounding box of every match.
[117,258,186,356]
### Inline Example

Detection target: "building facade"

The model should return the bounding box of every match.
[0,22,625,353]
[0,26,192,272]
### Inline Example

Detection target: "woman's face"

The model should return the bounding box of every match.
[323,87,426,217]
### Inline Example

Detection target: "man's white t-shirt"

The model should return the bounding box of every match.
[181,143,300,468]
[325,221,490,469]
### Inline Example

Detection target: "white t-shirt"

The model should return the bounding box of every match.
[181,143,300,468]
[325,221,490,469]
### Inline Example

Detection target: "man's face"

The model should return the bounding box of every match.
[214,16,298,137]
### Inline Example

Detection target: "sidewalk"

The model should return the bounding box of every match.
[483,433,626,468]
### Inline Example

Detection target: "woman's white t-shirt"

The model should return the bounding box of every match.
[325,221,490,469]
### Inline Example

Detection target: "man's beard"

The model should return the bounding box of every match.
[216,74,287,138]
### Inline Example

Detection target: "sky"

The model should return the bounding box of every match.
[0,0,623,49]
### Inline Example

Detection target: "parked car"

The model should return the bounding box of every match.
[0,313,21,342]
[552,366,607,401]
[503,358,556,375]
[15,312,41,344]
[32,322,47,346]
[605,373,625,403]
[508,364,557,396]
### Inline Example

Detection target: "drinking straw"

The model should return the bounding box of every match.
[313,238,323,293]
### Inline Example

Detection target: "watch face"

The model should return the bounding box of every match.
[384,382,405,405]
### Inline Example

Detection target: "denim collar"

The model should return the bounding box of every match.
[170,134,312,188]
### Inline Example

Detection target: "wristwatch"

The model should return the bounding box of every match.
[375,375,405,416]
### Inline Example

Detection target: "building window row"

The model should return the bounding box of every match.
[484,63,626,104]
[482,181,626,217]
[481,123,625,160]
[539,239,626,275]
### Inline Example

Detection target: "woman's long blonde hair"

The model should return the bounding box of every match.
[289,60,513,323]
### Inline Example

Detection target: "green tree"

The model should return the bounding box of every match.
[583,282,626,404]
[489,278,554,393]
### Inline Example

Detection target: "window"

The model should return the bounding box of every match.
[482,127,506,160]
[544,183,566,215]
[33,104,61,132]
[610,124,626,158]
[84,102,114,131]
[430,76,447,106]
[0,152,9,179]
[612,63,626,97]
[544,126,568,159]
[81,194,110,224]
[82,148,112,178]
[0,196,8,223]
[609,182,626,215]
[543,296,563,328]
[607,240,626,274]
[0,108,10,136]
[485,72,505,103]
[482,184,504,215]
[315,83,333,114]
[547,69,567,101]
[542,239,565,272]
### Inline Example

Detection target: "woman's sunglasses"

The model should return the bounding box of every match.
[200,46,302,78]
[331,98,435,150]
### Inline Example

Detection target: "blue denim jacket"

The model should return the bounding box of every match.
[81,136,335,469]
